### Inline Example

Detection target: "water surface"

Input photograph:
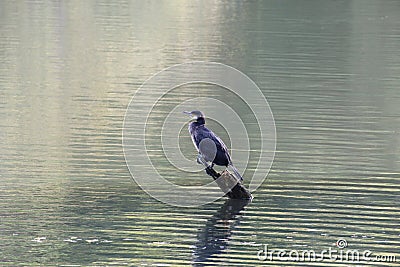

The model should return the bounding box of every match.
[1,0,399,266]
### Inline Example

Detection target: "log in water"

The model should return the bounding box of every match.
[205,166,252,200]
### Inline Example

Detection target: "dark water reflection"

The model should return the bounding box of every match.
[1,0,400,266]
[193,199,250,266]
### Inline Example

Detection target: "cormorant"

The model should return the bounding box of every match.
[183,110,243,181]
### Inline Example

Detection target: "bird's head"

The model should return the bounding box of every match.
[183,110,205,120]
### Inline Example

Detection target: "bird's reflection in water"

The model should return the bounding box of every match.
[192,198,250,266]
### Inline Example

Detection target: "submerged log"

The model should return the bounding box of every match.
[205,166,252,200]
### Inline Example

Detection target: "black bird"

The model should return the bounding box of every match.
[184,110,243,181]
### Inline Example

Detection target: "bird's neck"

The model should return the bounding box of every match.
[196,117,205,126]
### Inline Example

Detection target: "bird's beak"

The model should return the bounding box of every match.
[183,111,192,116]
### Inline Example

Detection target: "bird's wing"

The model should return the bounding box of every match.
[213,134,229,154]
[214,134,232,163]
[194,126,230,158]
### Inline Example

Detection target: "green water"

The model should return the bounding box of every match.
[1,0,399,266]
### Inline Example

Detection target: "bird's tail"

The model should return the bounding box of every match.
[228,164,244,182]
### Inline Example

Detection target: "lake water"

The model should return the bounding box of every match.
[1,0,399,266]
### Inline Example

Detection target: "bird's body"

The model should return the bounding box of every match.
[188,116,231,166]
[184,110,243,181]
